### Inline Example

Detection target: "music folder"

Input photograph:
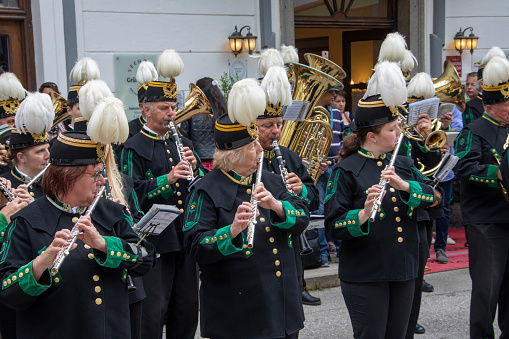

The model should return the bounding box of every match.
[407,97,440,126]
[133,204,181,237]
[282,100,310,121]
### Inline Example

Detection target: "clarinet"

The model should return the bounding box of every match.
[246,151,264,248]
[369,133,405,222]
[168,121,195,182]
[271,139,313,255]
[51,186,105,275]
[0,179,16,202]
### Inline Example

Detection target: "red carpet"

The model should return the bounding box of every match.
[425,227,469,274]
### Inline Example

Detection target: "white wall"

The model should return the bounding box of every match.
[72,0,266,93]
[444,0,509,81]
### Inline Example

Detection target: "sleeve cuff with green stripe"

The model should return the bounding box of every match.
[93,236,139,268]
[333,209,368,237]
[468,164,499,188]
[148,175,175,199]
[399,180,434,207]
[298,184,311,203]
[270,200,307,230]
[0,212,8,242]
[199,225,242,256]
[2,261,51,296]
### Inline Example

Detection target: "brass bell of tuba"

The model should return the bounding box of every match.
[434,60,466,112]
[50,91,70,128]
[173,83,213,126]
[398,106,447,152]
[304,53,347,80]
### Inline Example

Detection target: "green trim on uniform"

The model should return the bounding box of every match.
[123,210,134,227]
[0,212,8,243]
[148,175,174,200]
[415,140,429,153]
[94,236,138,268]
[287,233,293,248]
[127,149,133,176]
[492,148,502,162]
[482,112,503,126]
[145,169,155,180]
[469,164,499,187]
[398,140,412,159]
[2,261,51,296]
[411,167,431,181]
[407,206,415,219]
[271,200,306,230]
[400,180,433,207]
[0,219,17,264]
[121,269,127,283]
[377,206,386,220]
[333,209,367,237]
[199,225,242,257]
[463,107,473,126]
[324,169,341,204]
[454,130,472,160]
[183,190,203,231]
[298,184,310,204]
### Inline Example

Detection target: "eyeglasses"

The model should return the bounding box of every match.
[84,163,106,182]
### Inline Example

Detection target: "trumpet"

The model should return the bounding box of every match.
[168,121,199,188]
[51,186,105,275]
[246,151,264,248]
[271,139,313,255]
[369,133,405,222]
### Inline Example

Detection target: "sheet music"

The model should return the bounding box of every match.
[407,97,440,126]
[282,100,310,121]
[135,204,180,236]
[445,131,460,146]
[437,103,455,119]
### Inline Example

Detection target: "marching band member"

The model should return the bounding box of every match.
[128,61,158,139]
[1,92,54,201]
[324,61,437,339]
[119,49,205,339]
[256,65,320,305]
[0,130,155,338]
[183,78,309,339]
[455,55,509,338]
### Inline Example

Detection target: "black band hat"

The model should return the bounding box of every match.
[0,99,19,119]
[144,80,177,102]
[355,95,400,129]
[136,61,158,103]
[258,65,292,119]
[67,85,82,105]
[214,114,258,150]
[50,131,105,166]
[483,56,509,106]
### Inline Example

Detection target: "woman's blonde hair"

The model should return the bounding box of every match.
[213,144,249,172]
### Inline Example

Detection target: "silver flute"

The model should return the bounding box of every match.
[271,139,294,194]
[168,121,195,182]
[51,186,105,275]
[27,163,50,187]
[246,151,264,248]
[369,133,405,222]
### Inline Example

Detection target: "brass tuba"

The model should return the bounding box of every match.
[174,83,213,126]
[50,91,70,127]
[434,60,466,112]
[398,106,447,152]
[304,53,347,80]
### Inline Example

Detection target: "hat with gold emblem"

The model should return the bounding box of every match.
[67,57,101,105]
[215,79,266,150]
[136,61,158,103]
[145,50,184,103]
[258,65,292,119]
[0,72,26,119]
[483,56,509,106]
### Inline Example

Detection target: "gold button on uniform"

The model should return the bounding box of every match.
[84,244,91,249]
[30,192,34,196]
[246,189,252,194]
[95,298,102,305]
[54,277,60,283]
[276,271,281,277]
[88,253,95,259]
[397,227,403,232]
[398,237,403,243]
[72,217,79,223]
[246,251,251,255]
[265,227,271,232]
[273,249,278,254]
[176,183,180,188]
[167,150,170,154]
[389,188,395,193]
[178,200,182,205]
[394,207,399,212]
[95,286,101,293]
[377,161,383,166]
[392,197,397,202]
[260,217,265,222]
[269,237,274,243]
[275,260,280,266]
[93,275,100,281]
[395,217,401,222]
[180,208,184,213]
[177,192,181,196]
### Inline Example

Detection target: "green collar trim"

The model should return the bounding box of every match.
[221,170,253,186]
[47,197,87,214]
[482,113,503,126]
[263,150,275,158]
[11,167,28,184]
[357,147,386,159]
[141,127,169,140]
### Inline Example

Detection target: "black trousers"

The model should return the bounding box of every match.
[467,223,509,339]
[141,251,199,339]
[341,279,415,339]
[406,220,432,339]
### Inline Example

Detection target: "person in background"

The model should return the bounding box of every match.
[38,82,60,95]
[180,77,227,172]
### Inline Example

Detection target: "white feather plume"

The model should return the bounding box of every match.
[482,46,507,66]
[280,45,299,64]
[378,32,407,63]
[0,72,26,101]
[261,66,292,106]
[87,97,129,145]
[258,49,284,76]
[70,57,101,85]
[15,92,54,135]
[363,61,407,107]
[401,49,418,73]
[79,80,114,121]
[407,72,435,99]
[227,79,266,126]
[136,61,158,85]
[483,56,509,87]
[157,49,184,79]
